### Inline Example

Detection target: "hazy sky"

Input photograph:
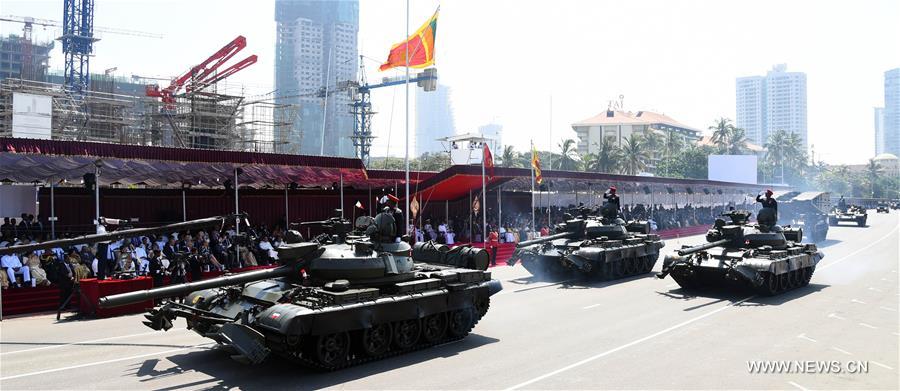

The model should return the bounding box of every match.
[2,0,898,165]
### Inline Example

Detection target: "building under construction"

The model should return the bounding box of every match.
[0,34,54,82]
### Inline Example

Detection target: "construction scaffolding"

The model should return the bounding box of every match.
[0,77,301,152]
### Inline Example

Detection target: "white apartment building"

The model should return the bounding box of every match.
[735,64,808,149]
[875,107,885,155]
[885,68,900,157]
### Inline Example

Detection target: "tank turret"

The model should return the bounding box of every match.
[657,209,824,295]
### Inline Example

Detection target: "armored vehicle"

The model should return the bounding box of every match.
[100,210,501,370]
[876,202,889,213]
[657,209,824,295]
[828,205,867,227]
[775,191,830,242]
[510,204,664,280]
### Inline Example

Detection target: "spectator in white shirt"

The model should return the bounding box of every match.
[2,252,33,288]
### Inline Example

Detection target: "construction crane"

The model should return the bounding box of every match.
[145,35,257,106]
[0,13,162,94]
[350,63,437,164]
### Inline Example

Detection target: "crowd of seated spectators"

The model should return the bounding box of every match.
[0,215,298,289]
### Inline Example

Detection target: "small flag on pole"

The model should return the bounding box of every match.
[410,196,420,219]
[483,143,495,180]
[531,145,543,184]
[355,201,365,210]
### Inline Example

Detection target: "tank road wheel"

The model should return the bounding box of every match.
[358,323,392,357]
[624,258,638,275]
[613,261,626,278]
[777,273,791,292]
[600,262,613,280]
[392,319,421,350]
[313,332,350,368]
[641,256,654,273]
[800,266,814,287]
[447,309,474,338]
[758,273,779,295]
[422,313,448,343]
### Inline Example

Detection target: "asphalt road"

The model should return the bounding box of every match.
[1,212,897,390]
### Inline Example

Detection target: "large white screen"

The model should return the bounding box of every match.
[708,155,757,184]
[0,186,37,217]
[12,92,53,140]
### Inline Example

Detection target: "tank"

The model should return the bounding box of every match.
[828,204,867,227]
[657,209,824,295]
[775,191,830,242]
[100,209,502,370]
[876,202,889,213]
[509,204,665,280]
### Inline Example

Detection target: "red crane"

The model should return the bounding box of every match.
[147,35,257,106]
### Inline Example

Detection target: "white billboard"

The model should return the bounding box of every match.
[12,92,53,140]
[0,186,37,217]
[708,155,758,184]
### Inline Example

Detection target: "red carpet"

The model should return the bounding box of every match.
[1,285,77,317]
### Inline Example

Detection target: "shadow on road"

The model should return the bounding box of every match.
[128,333,500,390]
[0,341,194,350]
[504,272,657,293]
[656,282,829,309]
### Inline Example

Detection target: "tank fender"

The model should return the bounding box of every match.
[731,265,764,286]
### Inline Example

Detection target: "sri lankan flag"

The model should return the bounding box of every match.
[379,9,439,71]
[531,145,543,184]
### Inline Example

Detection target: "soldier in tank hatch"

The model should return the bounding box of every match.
[601,186,621,220]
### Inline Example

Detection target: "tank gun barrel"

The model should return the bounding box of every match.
[675,238,731,256]
[0,214,243,256]
[517,231,576,248]
[99,265,295,309]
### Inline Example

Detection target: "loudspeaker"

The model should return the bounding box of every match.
[83,173,96,191]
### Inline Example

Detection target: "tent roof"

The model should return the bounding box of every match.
[0,138,435,189]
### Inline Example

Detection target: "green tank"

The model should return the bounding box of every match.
[509,204,665,280]
[657,209,824,295]
[99,210,501,370]
[828,205,867,227]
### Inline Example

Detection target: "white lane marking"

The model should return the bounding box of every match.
[851,299,867,305]
[0,343,213,381]
[0,330,180,356]
[831,346,853,355]
[818,225,899,271]
[879,306,897,312]
[828,313,846,320]
[881,278,890,281]
[858,322,878,329]
[797,333,817,343]
[868,287,883,292]
[870,361,894,370]
[788,381,809,391]
[504,295,756,390]
[893,332,900,337]
[582,304,602,310]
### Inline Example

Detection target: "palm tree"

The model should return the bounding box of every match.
[500,145,519,168]
[865,159,883,197]
[709,117,733,148]
[764,129,789,183]
[642,129,665,169]
[554,139,581,171]
[724,126,748,154]
[620,134,649,176]
[586,138,621,173]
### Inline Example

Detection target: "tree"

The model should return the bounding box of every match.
[709,117,747,154]
[585,137,621,173]
[709,117,733,148]
[500,145,519,168]
[865,159,883,197]
[620,134,649,176]
[724,126,749,155]
[416,152,450,171]
[554,139,581,171]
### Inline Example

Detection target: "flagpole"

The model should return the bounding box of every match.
[404,0,410,239]
[481,139,487,244]
[547,94,552,228]
[531,140,535,235]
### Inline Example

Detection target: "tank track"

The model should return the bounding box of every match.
[586,254,659,280]
[275,302,489,371]
[671,266,816,296]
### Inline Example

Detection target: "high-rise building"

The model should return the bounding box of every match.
[0,34,54,82]
[874,107,885,155]
[275,0,359,156]
[885,68,900,157]
[415,84,455,156]
[735,64,808,149]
